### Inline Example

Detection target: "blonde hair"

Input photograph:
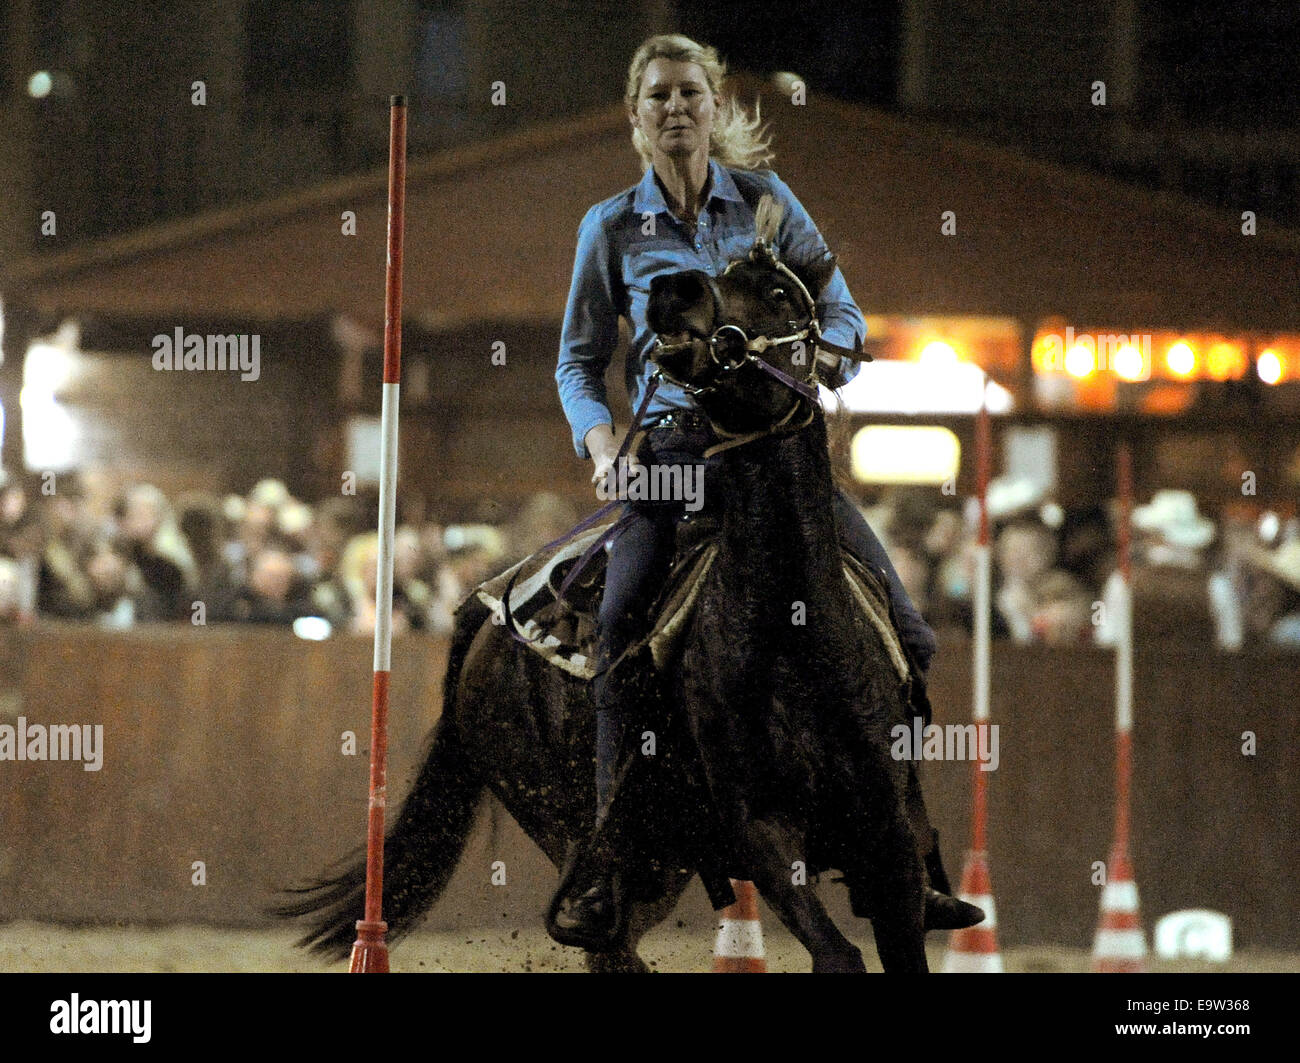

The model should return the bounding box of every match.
[625,34,773,172]
[339,531,379,611]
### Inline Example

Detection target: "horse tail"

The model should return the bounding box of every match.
[274,599,490,961]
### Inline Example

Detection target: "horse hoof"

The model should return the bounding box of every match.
[547,876,628,952]
[812,950,867,973]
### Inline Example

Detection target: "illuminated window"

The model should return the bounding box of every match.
[851,425,961,485]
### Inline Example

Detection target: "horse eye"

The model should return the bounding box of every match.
[769,287,786,300]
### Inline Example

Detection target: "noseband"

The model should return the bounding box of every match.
[651,239,869,450]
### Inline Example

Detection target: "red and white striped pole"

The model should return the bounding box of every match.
[349,95,407,975]
[1092,441,1147,971]
[943,394,1004,972]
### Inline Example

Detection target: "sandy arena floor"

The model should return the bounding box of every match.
[1,922,1294,973]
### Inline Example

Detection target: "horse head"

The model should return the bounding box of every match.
[647,207,845,437]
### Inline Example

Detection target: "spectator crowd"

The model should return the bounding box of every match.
[858,476,1300,652]
[1,466,1297,651]
[0,470,580,637]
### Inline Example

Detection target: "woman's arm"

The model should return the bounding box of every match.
[767,171,868,389]
[556,204,624,460]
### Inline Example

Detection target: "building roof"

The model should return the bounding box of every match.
[7,75,1300,333]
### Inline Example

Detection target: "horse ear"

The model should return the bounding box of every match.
[754,194,784,246]
[788,250,839,302]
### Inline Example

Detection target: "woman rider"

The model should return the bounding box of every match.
[551,34,977,946]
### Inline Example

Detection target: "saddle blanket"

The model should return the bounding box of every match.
[473,516,911,684]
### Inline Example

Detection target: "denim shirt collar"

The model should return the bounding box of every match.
[632,157,746,217]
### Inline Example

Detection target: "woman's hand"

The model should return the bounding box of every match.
[585,424,620,500]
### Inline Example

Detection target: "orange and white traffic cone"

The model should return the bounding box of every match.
[711,879,767,972]
[1091,850,1146,972]
[942,850,1004,972]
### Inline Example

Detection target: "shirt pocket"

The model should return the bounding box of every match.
[623,240,697,295]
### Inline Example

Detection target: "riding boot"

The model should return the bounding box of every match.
[900,652,984,929]
[548,649,650,950]
[920,829,985,930]
[907,763,985,931]
[845,659,985,930]
[924,827,954,895]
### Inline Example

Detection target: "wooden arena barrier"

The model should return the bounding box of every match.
[0,624,1296,951]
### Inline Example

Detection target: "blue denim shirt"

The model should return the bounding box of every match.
[556,159,868,459]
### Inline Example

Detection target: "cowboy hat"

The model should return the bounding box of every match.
[985,476,1046,521]
[1132,490,1215,550]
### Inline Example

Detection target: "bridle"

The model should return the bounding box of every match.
[650,238,870,453]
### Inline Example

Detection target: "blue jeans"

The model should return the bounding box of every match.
[590,417,936,807]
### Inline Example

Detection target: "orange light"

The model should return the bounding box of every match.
[1112,343,1146,382]
[1258,348,1285,385]
[1032,333,1062,374]
[1206,341,1246,381]
[1166,341,1196,378]
[1065,341,1096,379]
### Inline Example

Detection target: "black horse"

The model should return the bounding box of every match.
[279,229,932,973]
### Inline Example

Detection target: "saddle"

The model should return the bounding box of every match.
[473,509,912,689]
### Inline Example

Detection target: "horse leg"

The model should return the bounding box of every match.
[739,818,866,973]
[855,802,929,973]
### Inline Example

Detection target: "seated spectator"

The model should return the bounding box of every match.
[1241,540,1300,648]
[83,541,155,626]
[0,474,30,555]
[2,503,44,619]
[994,518,1058,642]
[393,526,432,631]
[422,522,462,636]
[0,558,23,624]
[339,532,409,637]
[885,486,941,554]
[34,475,98,619]
[923,507,965,569]
[224,498,276,589]
[890,542,931,619]
[224,547,312,625]
[278,499,319,582]
[1056,504,1115,598]
[1029,569,1094,646]
[118,484,196,620]
[38,496,96,619]
[1096,490,1222,648]
[177,492,235,608]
